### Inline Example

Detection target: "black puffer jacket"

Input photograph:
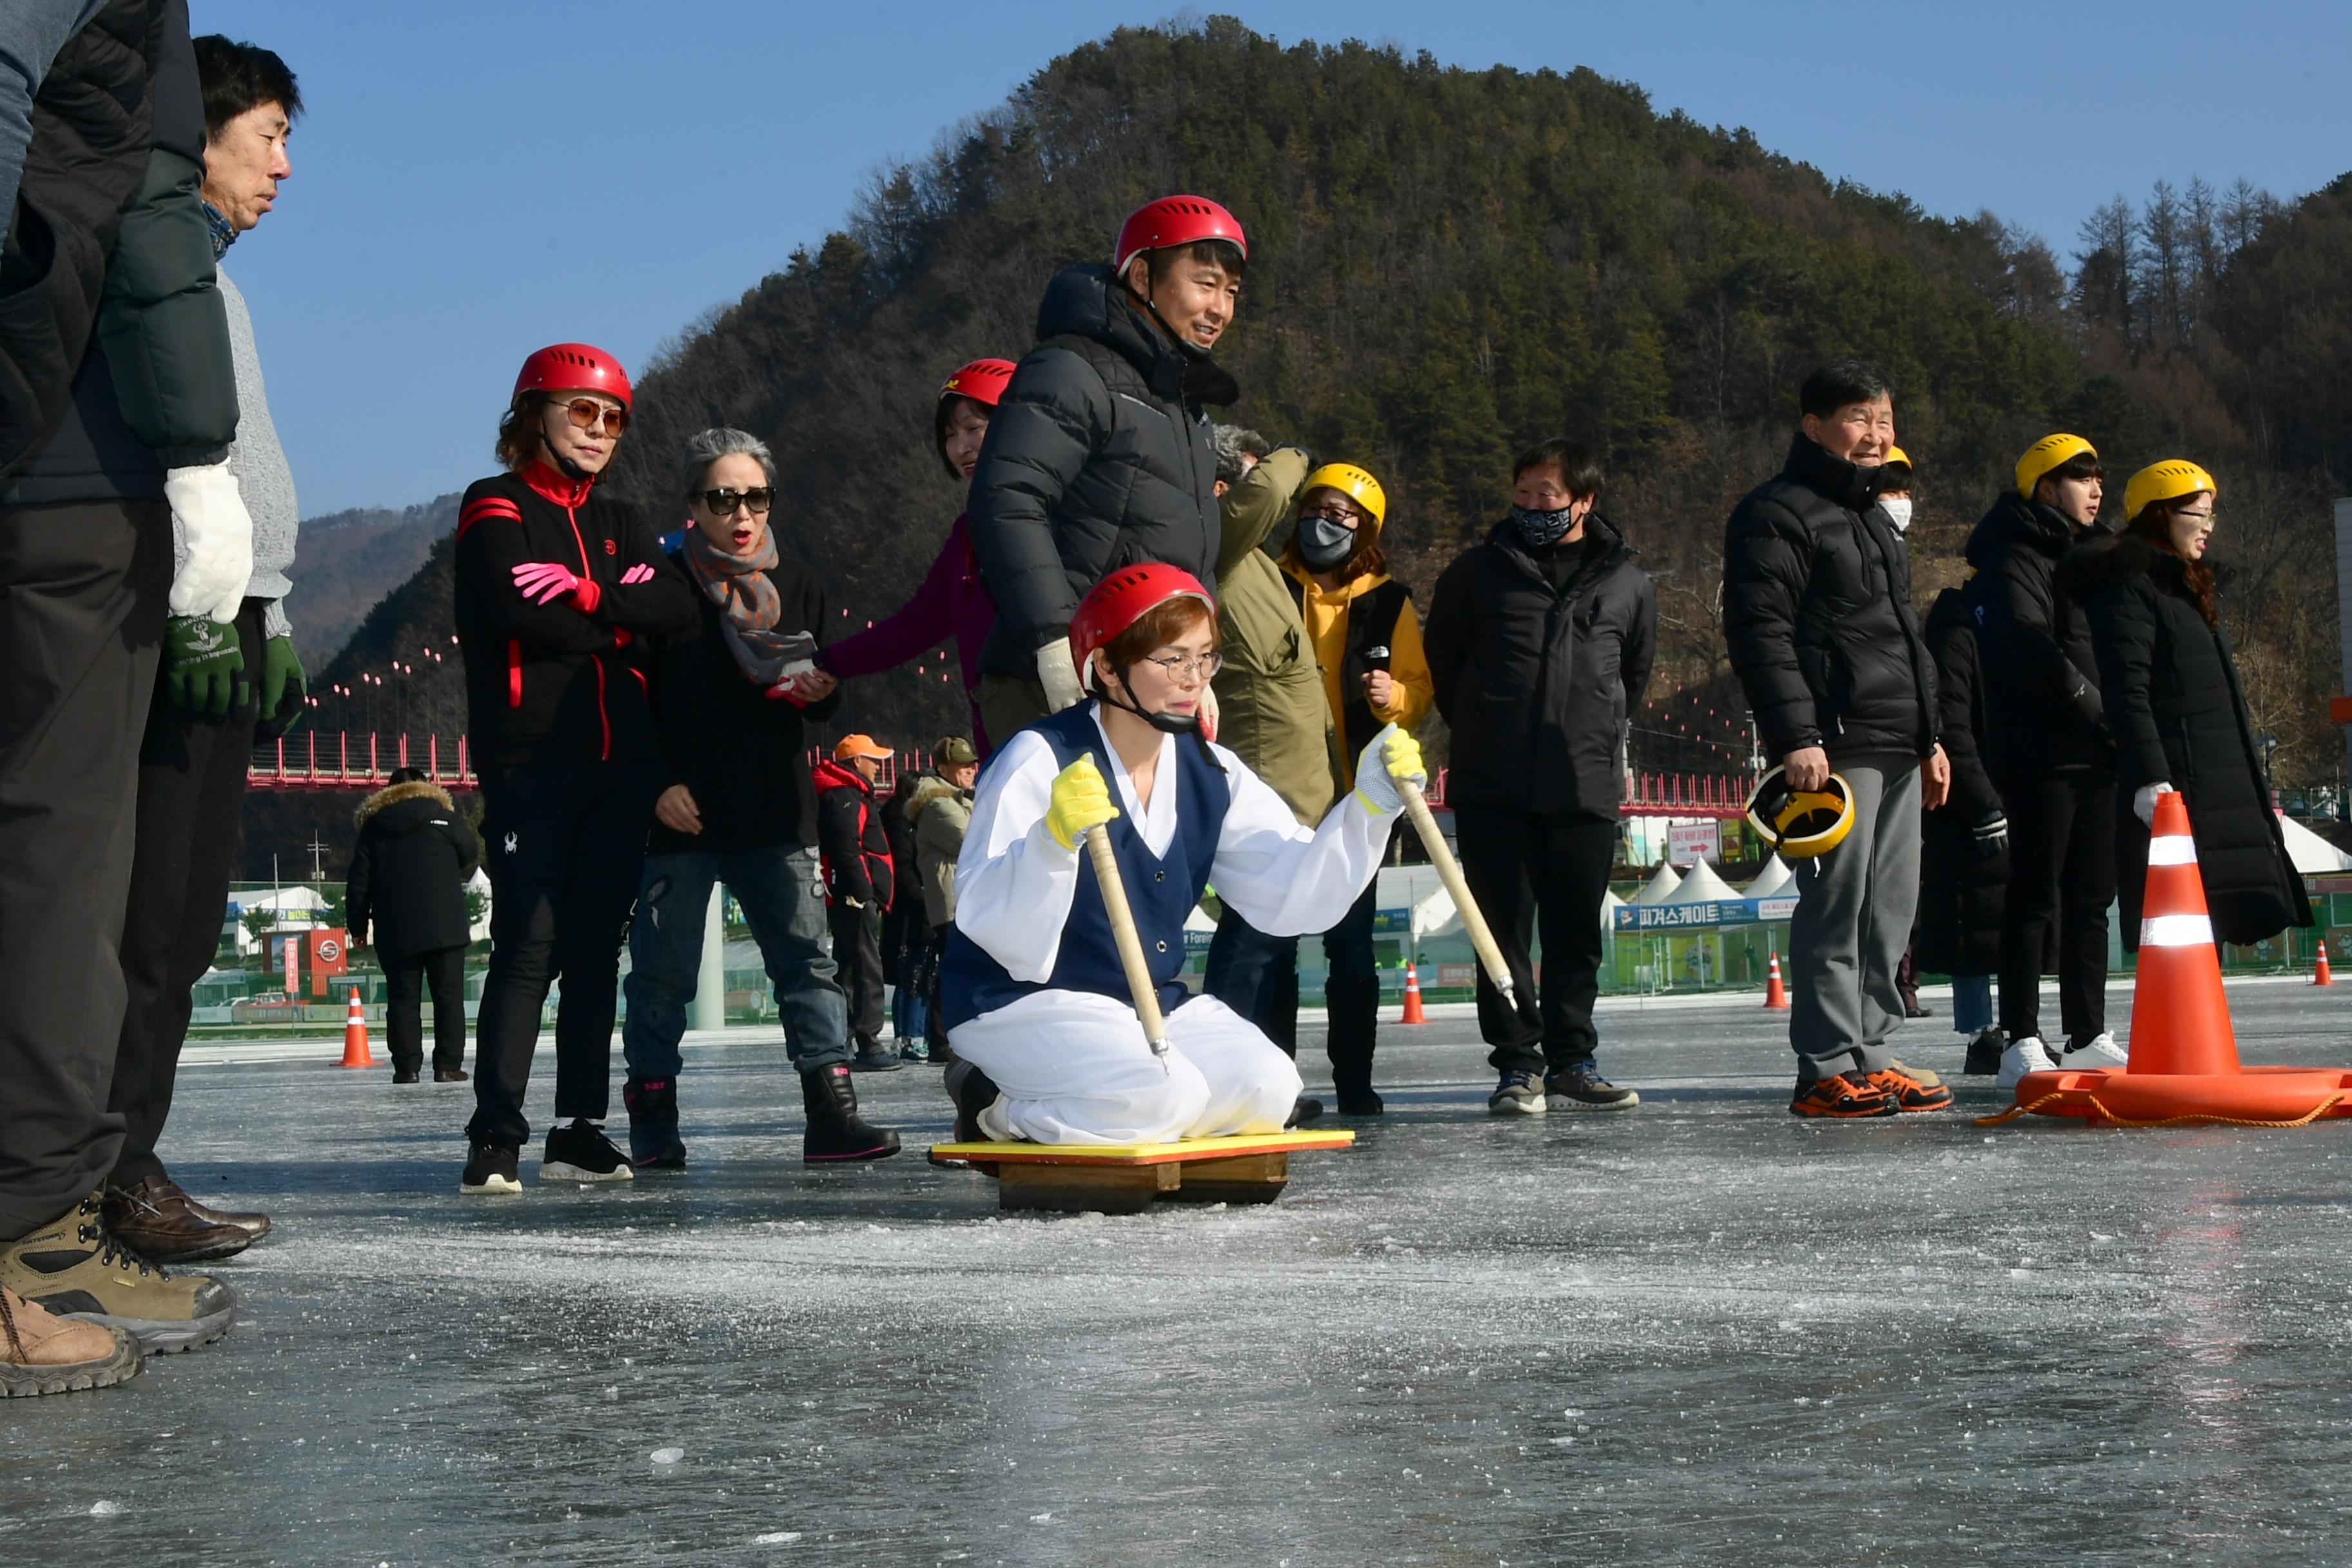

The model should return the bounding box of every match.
[346,780,482,964]
[1424,514,1656,816]
[967,262,1236,677]
[1916,587,2006,976]
[1963,493,2110,778]
[1723,435,1937,761]
[2066,533,2311,950]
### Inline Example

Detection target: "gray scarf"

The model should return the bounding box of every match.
[683,527,794,684]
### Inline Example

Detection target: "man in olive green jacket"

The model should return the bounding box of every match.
[1208,440,1333,824]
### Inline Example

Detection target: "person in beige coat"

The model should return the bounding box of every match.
[907,736,979,1061]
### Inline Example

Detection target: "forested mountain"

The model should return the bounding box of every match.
[286,492,456,665]
[309,17,2352,786]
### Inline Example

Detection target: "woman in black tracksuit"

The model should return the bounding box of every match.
[451,343,695,1194]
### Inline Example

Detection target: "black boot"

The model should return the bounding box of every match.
[1326,970,1384,1115]
[623,1075,686,1170]
[800,1064,901,1163]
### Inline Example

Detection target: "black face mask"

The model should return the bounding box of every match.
[1297,514,1358,571]
[1511,503,1580,549]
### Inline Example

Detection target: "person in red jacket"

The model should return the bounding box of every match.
[814,734,898,1070]
[451,342,696,1195]
[814,358,1014,754]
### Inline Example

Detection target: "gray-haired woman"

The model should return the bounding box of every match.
[618,429,901,1169]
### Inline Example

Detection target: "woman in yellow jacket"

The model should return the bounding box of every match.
[1271,464,1432,1113]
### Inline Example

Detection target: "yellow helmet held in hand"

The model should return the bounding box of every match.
[1300,462,1387,527]
[1745,766,1856,859]
[2123,459,2218,523]
[2015,433,2098,500]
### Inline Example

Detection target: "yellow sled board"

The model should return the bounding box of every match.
[928,1128,1356,1214]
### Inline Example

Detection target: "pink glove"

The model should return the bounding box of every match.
[619,562,655,585]
[511,560,601,613]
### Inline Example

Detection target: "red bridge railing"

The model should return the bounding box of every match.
[248,732,475,790]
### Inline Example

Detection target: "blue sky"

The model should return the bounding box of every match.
[190,1,2352,515]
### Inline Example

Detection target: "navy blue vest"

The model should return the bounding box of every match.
[940,703,1230,1030]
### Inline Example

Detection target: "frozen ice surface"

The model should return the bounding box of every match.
[6,978,2352,1564]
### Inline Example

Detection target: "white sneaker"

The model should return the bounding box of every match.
[1995,1036,2057,1090]
[2062,1031,2128,1067]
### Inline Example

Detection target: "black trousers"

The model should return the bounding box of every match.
[1453,804,1619,1077]
[1202,879,1381,1089]
[0,499,169,1240]
[1997,769,2117,1044]
[828,900,886,1047]
[107,600,262,1190]
[468,761,663,1147]
[386,944,469,1075]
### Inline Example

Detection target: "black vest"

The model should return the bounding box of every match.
[1289,574,1411,759]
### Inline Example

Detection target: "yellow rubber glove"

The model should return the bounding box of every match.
[1353,723,1427,815]
[1044,754,1121,850]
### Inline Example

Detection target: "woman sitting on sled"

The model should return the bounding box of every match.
[940,563,1424,1146]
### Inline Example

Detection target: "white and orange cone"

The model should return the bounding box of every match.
[1398,963,1427,1026]
[1762,951,1789,1010]
[340,987,374,1069]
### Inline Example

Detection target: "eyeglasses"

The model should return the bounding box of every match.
[1298,502,1363,526]
[700,487,774,516]
[1141,651,1224,683]
[556,397,629,438]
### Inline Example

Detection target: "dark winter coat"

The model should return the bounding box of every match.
[812,760,894,910]
[346,781,482,964]
[1723,435,1938,761]
[1424,514,1656,817]
[966,262,1236,678]
[1916,587,2007,975]
[1962,493,2112,779]
[878,776,925,977]
[453,464,697,770]
[2066,533,2311,950]
[2,0,239,498]
[645,547,841,856]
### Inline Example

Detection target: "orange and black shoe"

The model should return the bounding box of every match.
[1788,1072,1896,1119]
[1865,1064,1955,1113]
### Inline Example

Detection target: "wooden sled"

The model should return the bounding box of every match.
[926,1128,1355,1214]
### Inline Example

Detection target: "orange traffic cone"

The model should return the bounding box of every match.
[2315,945,2334,987]
[340,987,374,1069]
[1399,963,1427,1025]
[1762,951,1789,1010]
[1999,790,2352,1126]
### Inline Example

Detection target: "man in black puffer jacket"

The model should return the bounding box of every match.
[1963,434,2121,1086]
[1723,361,1950,1119]
[966,195,1244,745]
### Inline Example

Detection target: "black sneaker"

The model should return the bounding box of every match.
[1544,1066,1640,1112]
[1488,1070,1545,1117]
[850,1039,902,1073]
[540,1121,634,1185]
[392,1067,420,1084]
[1962,1028,2004,1077]
[459,1143,521,1196]
[1285,1096,1324,1128]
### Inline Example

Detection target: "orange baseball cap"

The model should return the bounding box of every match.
[832,734,892,762]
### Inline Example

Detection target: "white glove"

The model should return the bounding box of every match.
[1036,636,1085,713]
[165,460,255,623]
[2133,781,2175,826]
[1351,723,1427,816]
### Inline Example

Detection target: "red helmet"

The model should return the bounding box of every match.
[1112,195,1248,277]
[939,358,1016,409]
[1069,564,1217,692]
[514,342,632,410]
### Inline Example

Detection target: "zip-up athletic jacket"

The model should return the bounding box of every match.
[453,462,696,769]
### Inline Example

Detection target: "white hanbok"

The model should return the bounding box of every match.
[950,712,1394,1144]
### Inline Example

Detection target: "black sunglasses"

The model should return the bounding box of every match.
[700,487,774,516]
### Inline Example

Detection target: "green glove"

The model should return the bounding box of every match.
[163,614,244,718]
[255,635,307,740]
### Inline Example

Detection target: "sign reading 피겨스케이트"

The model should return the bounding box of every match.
[1614,895,1798,932]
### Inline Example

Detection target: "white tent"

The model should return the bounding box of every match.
[1632,861,1683,905]
[1743,854,1795,899]
[2279,814,2352,874]
[1662,858,1741,904]
[1599,888,1626,934]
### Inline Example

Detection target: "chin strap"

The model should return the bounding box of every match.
[1097,662,1226,772]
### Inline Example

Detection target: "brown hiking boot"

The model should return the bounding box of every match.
[0,1191,235,1355]
[0,1284,141,1396]
[104,1175,253,1265]
[1865,1065,1955,1113]
[1788,1072,1896,1119]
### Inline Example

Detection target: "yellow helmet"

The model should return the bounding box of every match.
[2123,459,2217,523]
[1300,462,1387,527]
[2015,433,2097,500]
[1745,767,1856,859]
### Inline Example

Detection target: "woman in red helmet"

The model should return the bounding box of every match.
[813,357,1015,753]
[451,343,696,1195]
[938,564,1424,1148]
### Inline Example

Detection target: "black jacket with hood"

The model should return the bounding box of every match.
[1424,513,1656,816]
[1723,434,1938,761]
[346,779,482,963]
[966,262,1237,678]
[2065,533,2311,951]
[1962,492,2111,778]
[1916,585,2008,976]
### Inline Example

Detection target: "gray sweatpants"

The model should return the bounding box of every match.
[1787,752,1922,1086]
